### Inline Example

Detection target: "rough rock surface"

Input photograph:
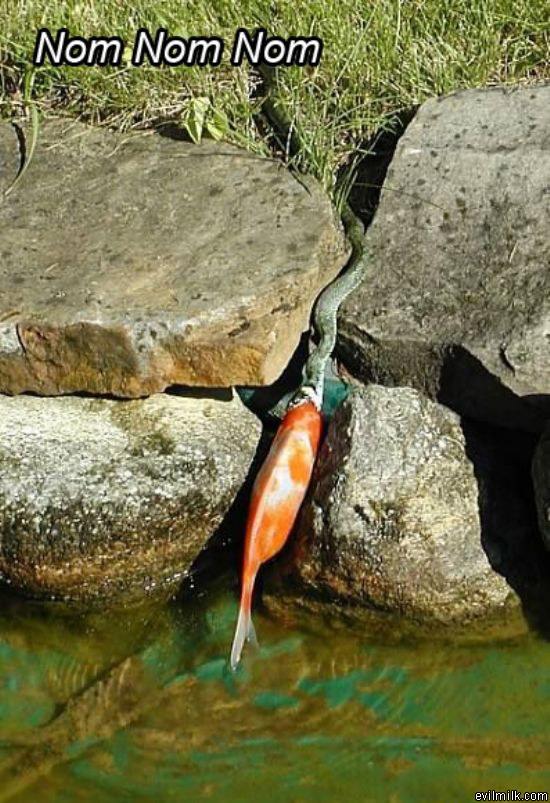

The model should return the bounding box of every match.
[0,392,260,602]
[0,120,348,396]
[291,385,540,624]
[338,85,550,432]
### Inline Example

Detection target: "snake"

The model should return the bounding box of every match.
[258,67,370,417]
[278,205,368,414]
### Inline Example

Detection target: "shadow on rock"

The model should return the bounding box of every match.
[462,419,550,639]
[236,330,310,424]
[339,336,548,434]
[337,109,417,226]
[167,385,233,402]
[439,346,548,434]
[178,419,274,600]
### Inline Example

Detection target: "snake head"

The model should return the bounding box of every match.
[289,385,322,412]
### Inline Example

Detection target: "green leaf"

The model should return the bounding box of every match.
[184,96,210,144]
[205,107,229,141]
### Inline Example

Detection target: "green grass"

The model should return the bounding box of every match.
[1,0,548,199]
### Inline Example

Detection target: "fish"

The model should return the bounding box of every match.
[230,396,322,670]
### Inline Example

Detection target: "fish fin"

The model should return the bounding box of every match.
[247,617,259,649]
[230,604,251,671]
[229,580,258,671]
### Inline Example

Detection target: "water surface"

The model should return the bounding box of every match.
[0,583,549,802]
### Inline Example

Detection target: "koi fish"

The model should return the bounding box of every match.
[230,395,322,670]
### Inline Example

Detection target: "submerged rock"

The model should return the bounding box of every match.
[0,392,260,602]
[0,120,348,397]
[338,85,550,432]
[290,385,540,624]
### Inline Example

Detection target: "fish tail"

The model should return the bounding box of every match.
[229,576,258,671]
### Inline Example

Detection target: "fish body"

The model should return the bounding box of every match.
[230,399,322,670]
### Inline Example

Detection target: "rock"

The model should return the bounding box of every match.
[0,120,348,397]
[338,85,550,432]
[263,588,530,644]
[290,385,540,624]
[0,392,260,602]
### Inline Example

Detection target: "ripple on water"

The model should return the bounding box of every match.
[0,584,548,802]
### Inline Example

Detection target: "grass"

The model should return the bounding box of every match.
[0,0,548,200]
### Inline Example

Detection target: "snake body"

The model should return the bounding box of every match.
[259,66,370,417]
[269,203,368,418]
[296,205,368,408]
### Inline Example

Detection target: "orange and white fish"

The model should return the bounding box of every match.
[230,391,323,670]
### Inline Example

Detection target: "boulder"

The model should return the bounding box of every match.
[0,392,260,602]
[0,120,348,397]
[290,385,541,624]
[338,85,550,432]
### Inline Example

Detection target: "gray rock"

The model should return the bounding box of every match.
[339,85,550,432]
[0,392,260,602]
[291,385,537,624]
[0,120,348,396]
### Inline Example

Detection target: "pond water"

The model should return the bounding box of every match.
[0,581,549,802]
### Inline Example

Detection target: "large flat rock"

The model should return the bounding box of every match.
[0,392,260,602]
[339,85,550,431]
[0,121,348,396]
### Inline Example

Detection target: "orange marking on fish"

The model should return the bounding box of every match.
[229,400,322,670]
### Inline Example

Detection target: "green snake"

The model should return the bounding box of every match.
[259,68,370,417]
[274,206,368,415]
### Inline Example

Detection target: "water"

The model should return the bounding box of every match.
[0,581,549,802]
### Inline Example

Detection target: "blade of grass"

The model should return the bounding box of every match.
[4,69,40,198]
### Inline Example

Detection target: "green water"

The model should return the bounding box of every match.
[0,583,549,803]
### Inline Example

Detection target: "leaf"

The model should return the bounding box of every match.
[205,107,229,141]
[184,96,210,144]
